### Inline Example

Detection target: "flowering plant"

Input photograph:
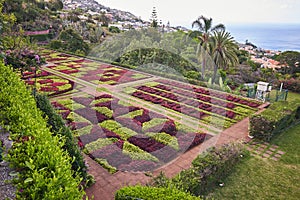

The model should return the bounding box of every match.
[3,48,44,74]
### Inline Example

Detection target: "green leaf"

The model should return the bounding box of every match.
[25,161,35,170]
[24,177,33,184]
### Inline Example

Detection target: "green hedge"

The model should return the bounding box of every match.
[249,101,300,141]
[152,143,246,196]
[34,94,87,180]
[0,62,84,199]
[115,185,201,200]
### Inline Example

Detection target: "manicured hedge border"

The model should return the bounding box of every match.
[249,101,300,141]
[115,185,201,200]
[0,62,84,199]
[151,143,246,196]
[34,93,87,180]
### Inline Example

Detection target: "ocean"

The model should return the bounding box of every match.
[227,24,300,52]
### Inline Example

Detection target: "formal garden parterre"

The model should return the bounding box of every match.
[20,50,265,173]
[51,93,211,172]
[128,79,262,130]
[40,49,152,86]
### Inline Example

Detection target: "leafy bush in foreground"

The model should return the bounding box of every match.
[0,62,84,199]
[34,93,88,180]
[151,143,247,196]
[250,101,300,141]
[115,185,201,200]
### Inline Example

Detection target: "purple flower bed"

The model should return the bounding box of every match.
[115,117,142,133]
[74,107,108,124]
[177,132,209,151]
[68,121,90,130]
[79,130,103,145]
[128,135,166,152]
[133,111,151,124]
[72,96,94,106]
[91,144,132,168]
[151,145,178,163]
[160,120,177,136]
[113,106,131,118]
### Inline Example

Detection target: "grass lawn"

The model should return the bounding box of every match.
[208,92,300,200]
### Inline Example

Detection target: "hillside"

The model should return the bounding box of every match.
[62,0,142,22]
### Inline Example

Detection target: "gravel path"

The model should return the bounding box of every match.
[0,127,16,200]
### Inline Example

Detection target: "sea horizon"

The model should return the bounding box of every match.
[225,23,300,52]
[181,22,300,52]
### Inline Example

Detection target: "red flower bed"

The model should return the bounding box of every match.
[59,69,79,74]
[23,71,34,76]
[73,59,85,63]
[51,82,66,87]
[95,94,112,99]
[51,102,69,110]
[133,110,151,124]
[25,80,35,85]
[60,110,71,119]
[38,79,53,84]
[40,86,58,92]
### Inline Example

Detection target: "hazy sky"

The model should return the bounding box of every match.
[98,0,300,27]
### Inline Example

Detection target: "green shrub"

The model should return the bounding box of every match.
[151,143,247,196]
[85,138,117,153]
[146,132,179,150]
[99,120,122,132]
[93,106,113,118]
[249,101,300,141]
[142,118,168,132]
[115,185,201,200]
[0,62,84,199]
[34,94,87,180]
[122,142,158,162]
[114,127,138,140]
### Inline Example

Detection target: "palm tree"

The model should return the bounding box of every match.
[209,31,239,83]
[192,15,225,45]
[192,16,225,79]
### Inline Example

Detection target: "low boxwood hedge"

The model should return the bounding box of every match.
[0,62,84,199]
[115,185,201,200]
[249,101,300,141]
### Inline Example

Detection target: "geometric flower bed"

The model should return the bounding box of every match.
[22,70,75,96]
[37,49,263,173]
[51,93,211,172]
[41,50,151,86]
[130,79,262,129]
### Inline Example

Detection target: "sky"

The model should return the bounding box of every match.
[98,0,300,28]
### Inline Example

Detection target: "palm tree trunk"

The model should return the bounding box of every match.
[212,64,218,84]
[202,59,206,80]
